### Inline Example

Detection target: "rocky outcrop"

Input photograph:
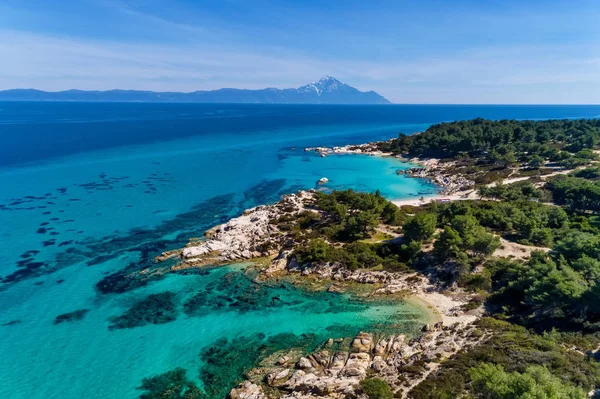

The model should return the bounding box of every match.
[231,324,487,399]
[397,159,473,194]
[305,141,393,157]
[155,191,314,270]
[229,381,266,399]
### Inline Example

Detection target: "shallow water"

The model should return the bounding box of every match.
[1,103,600,398]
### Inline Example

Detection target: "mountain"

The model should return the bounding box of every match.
[0,77,391,104]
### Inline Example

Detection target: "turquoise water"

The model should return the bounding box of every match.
[1,103,600,398]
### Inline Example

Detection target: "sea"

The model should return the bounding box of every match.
[1,103,599,398]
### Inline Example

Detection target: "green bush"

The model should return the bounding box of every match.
[470,363,586,399]
[360,378,393,399]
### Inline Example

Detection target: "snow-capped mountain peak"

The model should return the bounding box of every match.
[298,76,344,96]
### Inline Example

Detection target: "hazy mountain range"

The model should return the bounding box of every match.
[0,77,391,104]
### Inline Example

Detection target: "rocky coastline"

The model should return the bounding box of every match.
[304,141,394,158]
[154,186,485,398]
[230,323,487,399]
[155,191,313,269]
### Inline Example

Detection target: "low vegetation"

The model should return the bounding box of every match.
[409,319,600,399]
[360,378,394,399]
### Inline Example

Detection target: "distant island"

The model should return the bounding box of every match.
[0,76,391,105]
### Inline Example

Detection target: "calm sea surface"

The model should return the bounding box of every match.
[1,103,599,398]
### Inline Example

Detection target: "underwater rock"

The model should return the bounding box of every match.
[53,309,89,325]
[109,292,177,330]
[137,367,202,399]
[96,263,166,295]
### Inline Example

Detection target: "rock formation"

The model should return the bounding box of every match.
[230,324,487,399]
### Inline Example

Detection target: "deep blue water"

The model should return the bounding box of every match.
[1,103,599,399]
[2,103,600,167]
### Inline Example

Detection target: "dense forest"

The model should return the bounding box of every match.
[379,118,600,167]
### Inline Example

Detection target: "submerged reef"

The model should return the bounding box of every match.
[182,269,379,318]
[109,292,178,330]
[137,368,203,399]
[53,309,89,325]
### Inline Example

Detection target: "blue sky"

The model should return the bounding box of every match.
[0,0,599,103]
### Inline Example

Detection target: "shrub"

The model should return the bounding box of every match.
[360,378,394,399]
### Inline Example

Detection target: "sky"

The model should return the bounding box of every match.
[0,0,599,104]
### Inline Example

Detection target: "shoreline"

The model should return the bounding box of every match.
[404,294,443,325]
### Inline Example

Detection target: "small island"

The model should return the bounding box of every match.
[148,118,600,399]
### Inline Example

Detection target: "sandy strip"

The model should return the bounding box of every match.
[392,191,478,208]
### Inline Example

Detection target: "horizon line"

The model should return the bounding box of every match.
[1,98,600,106]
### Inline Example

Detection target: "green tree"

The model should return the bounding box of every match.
[434,226,463,259]
[528,154,545,168]
[472,233,501,258]
[360,378,393,399]
[381,201,401,225]
[294,239,330,264]
[403,213,437,242]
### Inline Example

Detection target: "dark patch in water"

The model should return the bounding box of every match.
[1,320,22,327]
[1,180,290,292]
[36,228,47,234]
[53,309,89,325]
[20,250,39,258]
[95,263,167,294]
[137,368,202,399]
[108,292,177,330]
[56,279,65,284]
